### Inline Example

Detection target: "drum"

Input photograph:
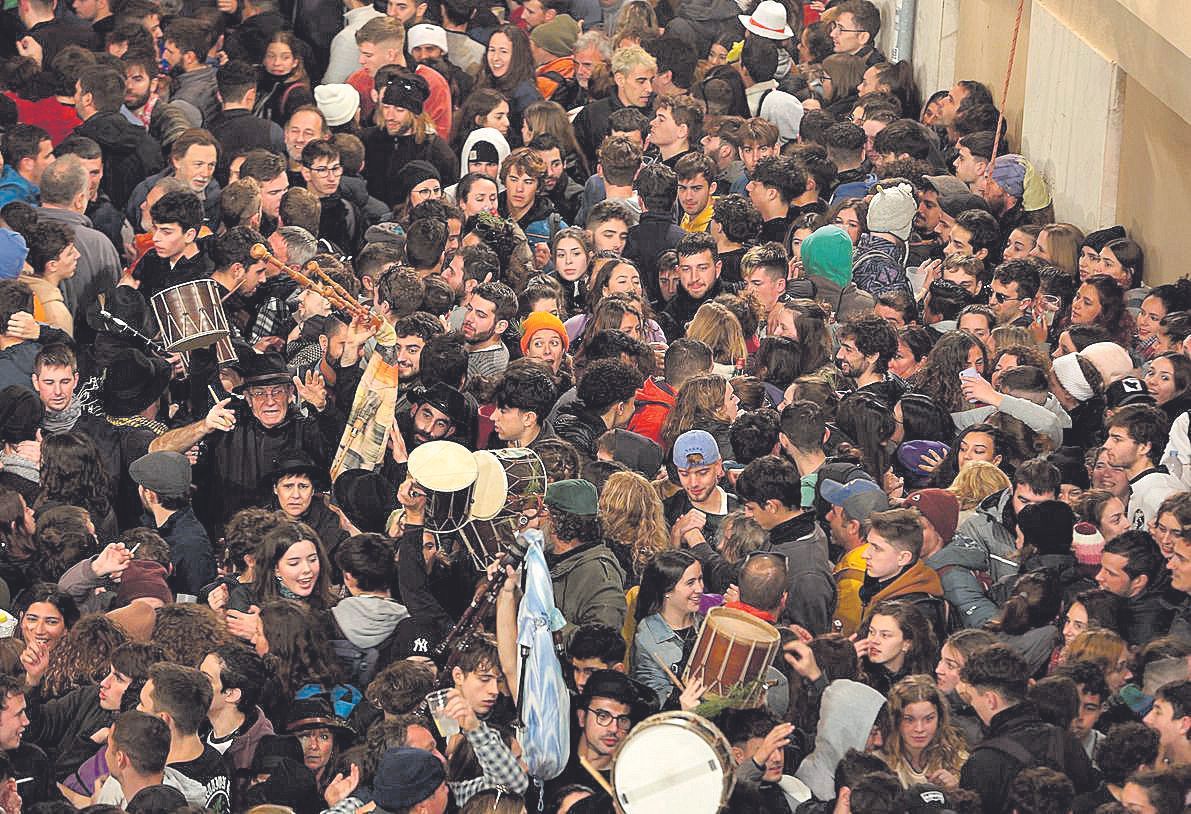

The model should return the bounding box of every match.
[462,448,548,569]
[610,711,735,814]
[151,280,230,353]
[407,440,479,535]
[682,607,780,708]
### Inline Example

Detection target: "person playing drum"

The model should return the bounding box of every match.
[631,550,704,707]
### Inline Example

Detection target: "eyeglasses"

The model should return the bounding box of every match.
[744,550,789,570]
[829,23,865,34]
[246,385,291,401]
[990,291,1023,303]
[586,707,633,730]
[305,164,343,176]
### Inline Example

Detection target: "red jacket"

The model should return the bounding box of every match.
[628,378,676,445]
[5,93,80,145]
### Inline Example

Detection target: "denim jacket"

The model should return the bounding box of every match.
[631,612,700,707]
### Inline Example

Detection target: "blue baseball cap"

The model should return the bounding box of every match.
[672,429,721,469]
[820,477,889,519]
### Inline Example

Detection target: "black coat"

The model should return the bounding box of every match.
[623,211,684,304]
[553,405,607,459]
[658,277,727,341]
[24,685,111,782]
[74,112,165,212]
[156,506,217,598]
[362,127,459,207]
[959,702,1096,814]
[209,109,284,183]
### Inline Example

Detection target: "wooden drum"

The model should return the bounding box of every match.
[682,607,780,708]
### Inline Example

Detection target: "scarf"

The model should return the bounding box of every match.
[0,453,38,484]
[42,398,83,434]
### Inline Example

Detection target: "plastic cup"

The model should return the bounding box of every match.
[426,689,459,738]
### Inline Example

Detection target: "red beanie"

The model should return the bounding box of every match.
[905,488,959,544]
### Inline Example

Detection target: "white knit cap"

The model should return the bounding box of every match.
[866,182,917,241]
[1053,352,1094,402]
[314,84,360,127]
[408,23,449,53]
[1080,341,1135,386]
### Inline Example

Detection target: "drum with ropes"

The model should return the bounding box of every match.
[610,711,735,814]
[406,440,479,536]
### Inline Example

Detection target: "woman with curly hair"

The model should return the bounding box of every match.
[257,600,344,724]
[35,432,115,541]
[947,460,1011,523]
[910,331,989,415]
[660,374,740,461]
[150,603,227,666]
[879,675,968,788]
[597,471,671,583]
[36,613,126,699]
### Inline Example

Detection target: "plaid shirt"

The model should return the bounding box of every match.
[320,722,527,814]
[249,295,289,344]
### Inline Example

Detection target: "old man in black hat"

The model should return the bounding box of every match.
[150,352,343,526]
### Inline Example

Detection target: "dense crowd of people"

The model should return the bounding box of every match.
[0,0,1181,812]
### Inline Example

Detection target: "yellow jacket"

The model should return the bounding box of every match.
[680,201,714,233]
[832,545,868,636]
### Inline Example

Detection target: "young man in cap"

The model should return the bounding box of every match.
[365,746,449,813]
[822,478,889,635]
[129,451,214,599]
[666,429,738,549]
[735,455,834,633]
[530,15,579,103]
[545,479,627,641]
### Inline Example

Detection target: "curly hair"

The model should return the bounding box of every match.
[911,331,989,412]
[946,460,1011,510]
[365,660,436,716]
[150,604,227,666]
[719,510,767,565]
[31,505,94,583]
[880,675,968,781]
[222,507,285,575]
[40,613,127,698]
[1077,274,1130,343]
[598,471,672,576]
[660,374,732,452]
[35,431,112,522]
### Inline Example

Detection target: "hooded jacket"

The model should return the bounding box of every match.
[955,489,1021,584]
[925,530,1001,628]
[628,378,677,445]
[206,706,275,772]
[0,165,38,207]
[74,111,165,211]
[331,594,411,649]
[549,540,627,643]
[457,127,511,180]
[769,513,835,634]
[851,232,911,296]
[794,679,887,800]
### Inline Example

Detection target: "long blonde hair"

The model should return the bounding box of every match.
[880,675,968,777]
[686,301,747,365]
[598,471,672,574]
[661,374,731,451]
[1038,223,1084,279]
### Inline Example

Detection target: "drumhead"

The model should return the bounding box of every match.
[469,451,510,520]
[612,713,732,813]
[408,441,479,491]
[705,607,781,643]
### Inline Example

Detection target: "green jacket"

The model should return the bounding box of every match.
[550,541,627,643]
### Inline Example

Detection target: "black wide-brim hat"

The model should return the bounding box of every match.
[263,450,328,491]
[100,347,172,417]
[234,351,294,393]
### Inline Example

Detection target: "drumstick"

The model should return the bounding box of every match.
[578,754,616,800]
[650,652,686,693]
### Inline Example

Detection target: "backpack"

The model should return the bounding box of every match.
[330,636,384,689]
[541,70,583,110]
[979,724,1068,776]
